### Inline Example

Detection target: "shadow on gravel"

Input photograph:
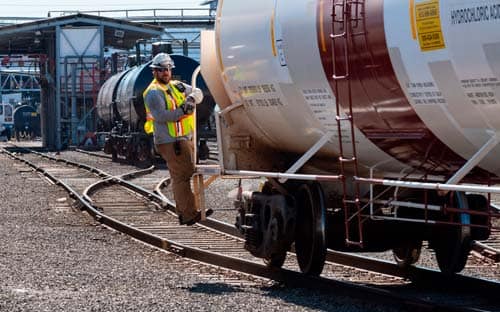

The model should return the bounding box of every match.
[188,282,404,311]
[189,282,243,295]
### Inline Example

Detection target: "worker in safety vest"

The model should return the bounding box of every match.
[143,53,212,225]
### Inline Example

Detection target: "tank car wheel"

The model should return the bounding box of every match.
[433,191,471,275]
[294,182,327,275]
[263,204,289,269]
[264,251,287,268]
[392,240,422,268]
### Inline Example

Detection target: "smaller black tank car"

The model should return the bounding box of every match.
[96,55,216,166]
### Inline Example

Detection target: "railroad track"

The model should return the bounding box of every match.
[74,148,113,160]
[2,145,499,311]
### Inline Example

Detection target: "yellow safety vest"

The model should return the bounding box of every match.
[143,79,194,137]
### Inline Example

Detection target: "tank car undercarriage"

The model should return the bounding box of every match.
[103,123,154,168]
[233,178,492,276]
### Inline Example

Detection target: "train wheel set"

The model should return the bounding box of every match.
[230,175,492,276]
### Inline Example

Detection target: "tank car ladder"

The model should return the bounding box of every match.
[331,0,365,247]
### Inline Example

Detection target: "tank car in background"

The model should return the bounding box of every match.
[96,54,216,165]
[0,103,13,141]
[13,105,41,141]
[200,0,500,275]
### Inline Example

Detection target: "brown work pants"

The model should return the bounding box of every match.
[156,140,197,221]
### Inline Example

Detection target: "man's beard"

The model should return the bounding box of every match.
[156,76,169,84]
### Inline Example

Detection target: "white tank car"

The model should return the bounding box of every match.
[200,0,500,275]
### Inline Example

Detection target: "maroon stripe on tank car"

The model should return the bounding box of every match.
[316,0,471,177]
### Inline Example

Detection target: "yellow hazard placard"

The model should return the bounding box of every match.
[414,0,446,51]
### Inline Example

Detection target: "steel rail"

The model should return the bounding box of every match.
[75,148,112,159]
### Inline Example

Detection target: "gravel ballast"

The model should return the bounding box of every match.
[0,150,409,312]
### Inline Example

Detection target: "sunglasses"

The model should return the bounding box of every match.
[155,67,171,73]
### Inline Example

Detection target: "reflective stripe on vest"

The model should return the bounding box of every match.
[142,79,194,137]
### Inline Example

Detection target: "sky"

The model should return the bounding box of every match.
[0,0,207,18]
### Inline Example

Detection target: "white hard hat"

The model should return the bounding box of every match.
[150,53,175,69]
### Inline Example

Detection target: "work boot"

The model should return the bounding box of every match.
[184,209,214,226]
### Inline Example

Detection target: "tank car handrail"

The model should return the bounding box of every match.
[192,65,201,167]
[224,169,341,182]
[355,176,500,194]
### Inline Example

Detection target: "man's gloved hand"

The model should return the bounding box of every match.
[181,96,195,115]
[187,90,203,104]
